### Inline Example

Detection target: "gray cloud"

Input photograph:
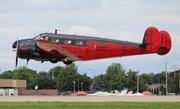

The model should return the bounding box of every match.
[0,0,179,75]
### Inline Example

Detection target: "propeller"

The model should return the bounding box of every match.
[27,59,29,65]
[15,36,19,68]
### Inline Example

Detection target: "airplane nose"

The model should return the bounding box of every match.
[12,41,17,48]
[12,41,17,51]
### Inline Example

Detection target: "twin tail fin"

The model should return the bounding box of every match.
[141,26,172,55]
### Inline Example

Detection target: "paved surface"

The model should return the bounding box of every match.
[0,96,180,102]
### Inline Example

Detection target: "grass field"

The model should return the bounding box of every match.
[0,102,180,109]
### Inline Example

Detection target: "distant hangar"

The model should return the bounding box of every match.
[0,79,26,96]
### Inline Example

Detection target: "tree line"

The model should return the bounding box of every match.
[0,63,179,95]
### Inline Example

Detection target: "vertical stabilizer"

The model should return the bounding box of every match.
[142,26,172,55]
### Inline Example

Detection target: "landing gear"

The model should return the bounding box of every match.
[48,58,73,65]
[49,58,59,63]
[63,60,73,65]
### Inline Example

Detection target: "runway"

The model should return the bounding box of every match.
[0,96,180,102]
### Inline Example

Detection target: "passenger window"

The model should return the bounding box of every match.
[64,40,71,44]
[51,39,59,43]
[76,41,83,45]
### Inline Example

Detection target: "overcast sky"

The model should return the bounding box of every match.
[0,0,180,77]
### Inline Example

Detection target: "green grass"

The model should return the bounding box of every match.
[0,102,180,109]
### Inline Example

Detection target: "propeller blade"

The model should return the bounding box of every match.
[15,55,18,68]
[27,59,29,65]
[15,35,19,68]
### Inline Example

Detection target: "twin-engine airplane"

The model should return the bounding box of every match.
[12,26,172,68]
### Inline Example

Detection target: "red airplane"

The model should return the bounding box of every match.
[12,26,172,68]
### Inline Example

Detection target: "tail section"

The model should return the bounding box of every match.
[142,27,172,55]
[157,30,172,55]
[127,90,133,95]
[118,88,128,95]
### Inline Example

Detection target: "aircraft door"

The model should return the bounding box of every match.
[85,41,96,59]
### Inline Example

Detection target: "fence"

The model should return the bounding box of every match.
[18,89,58,96]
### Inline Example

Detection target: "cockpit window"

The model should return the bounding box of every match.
[32,35,41,40]
[45,36,48,40]
[32,35,47,40]
[41,36,48,40]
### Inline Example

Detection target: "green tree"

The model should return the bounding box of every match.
[106,63,125,91]
[168,72,179,94]
[12,66,36,89]
[152,72,165,84]
[140,73,154,85]
[98,74,108,91]
[139,72,155,92]
[91,75,105,91]
[47,66,63,79]
[111,70,127,91]
[79,73,93,91]
[139,75,147,92]
[56,63,79,92]
[32,71,57,89]
[0,70,13,79]
[36,75,56,89]
[127,69,137,92]
[39,71,48,77]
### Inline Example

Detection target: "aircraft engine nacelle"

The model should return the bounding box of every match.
[17,39,36,59]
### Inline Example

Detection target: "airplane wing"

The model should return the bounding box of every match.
[35,39,81,61]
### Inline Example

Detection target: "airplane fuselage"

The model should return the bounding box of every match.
[12,27,172,66]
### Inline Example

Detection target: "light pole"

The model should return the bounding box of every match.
[171,64,178,77]
[81,82,83,91]
[146,83,148,91]
[163,61,170,95]
[136,73,139,93]
[158,77,161,95]
[89,69,95,78]
[179,74,180,93]
[136,69,140,94]
[34,71,38,91]
[73,81,76,94]
[78,73,79,91]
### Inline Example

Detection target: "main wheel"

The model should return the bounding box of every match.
[49,58,59,63]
